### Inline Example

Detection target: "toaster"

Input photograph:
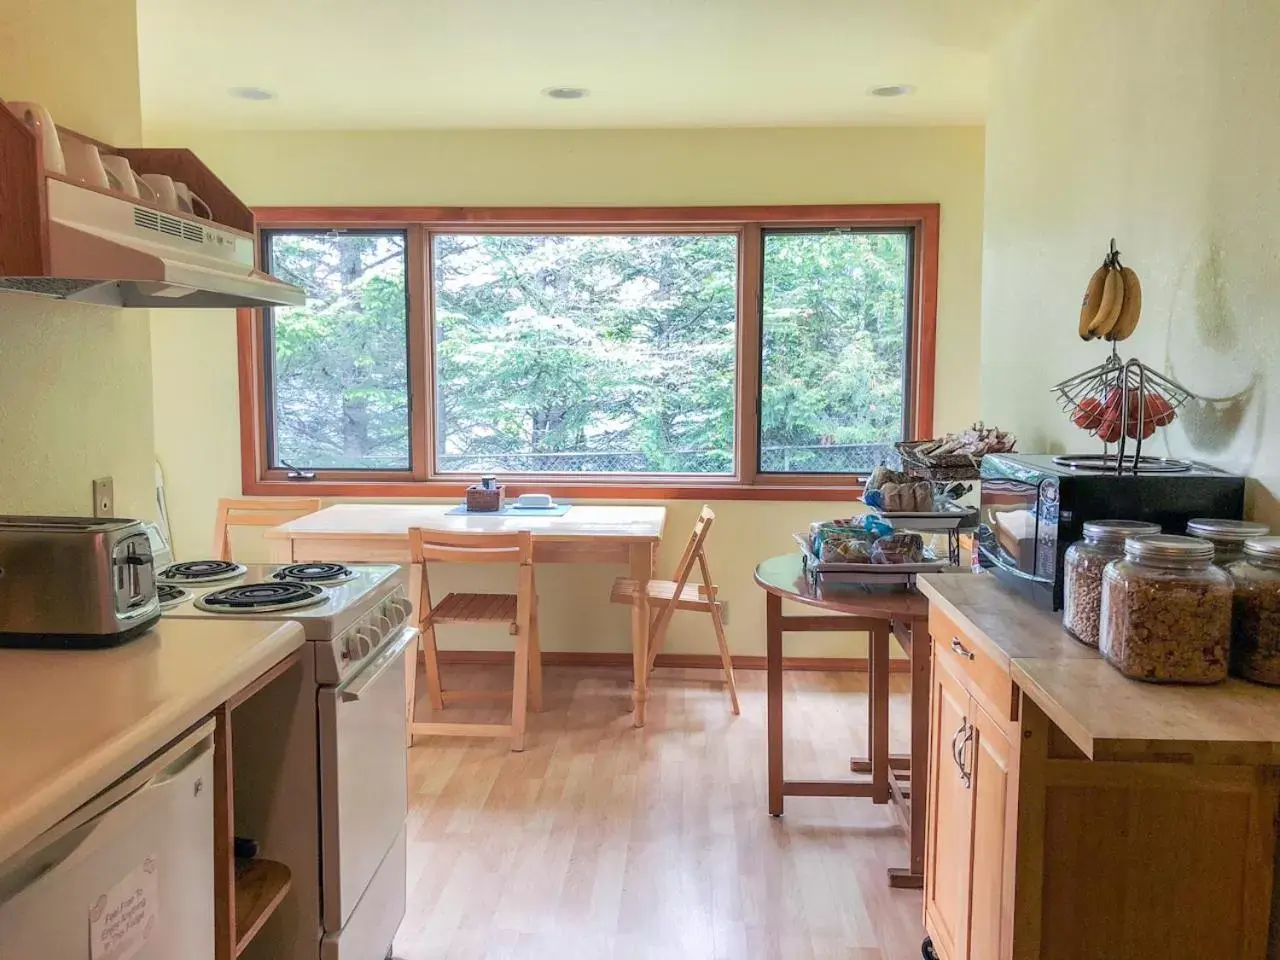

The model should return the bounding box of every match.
[976,454,1246,610]
[0,516,160,648]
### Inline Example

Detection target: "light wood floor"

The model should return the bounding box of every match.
[395,664,924,960]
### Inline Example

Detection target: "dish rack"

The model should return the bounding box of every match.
[794,534,951,588]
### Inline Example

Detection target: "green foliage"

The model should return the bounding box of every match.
[266,228,909,475]
[268,232,410,469]
[760,231,908,472]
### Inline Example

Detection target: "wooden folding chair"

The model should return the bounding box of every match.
[211,497,322,561]
[407,528,543,751]
[610,506,738,714]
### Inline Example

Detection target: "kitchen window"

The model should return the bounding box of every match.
[261,230,411,471]
[432,232,738,476]
[239,206,938,499]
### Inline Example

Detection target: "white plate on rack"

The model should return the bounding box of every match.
[858,499,978,531]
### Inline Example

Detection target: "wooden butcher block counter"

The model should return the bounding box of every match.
[917,573,1280,960]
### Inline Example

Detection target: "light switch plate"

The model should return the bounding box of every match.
[92,477,114,518]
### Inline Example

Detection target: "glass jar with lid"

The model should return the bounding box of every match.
[1186,518,1271,567]
[1063,520,1161,648]
[1227,537,1280,685]
[1099,534,1234,683]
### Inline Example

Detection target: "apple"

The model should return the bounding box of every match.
[1144,392,1176,427]
[1071,396,1104,430]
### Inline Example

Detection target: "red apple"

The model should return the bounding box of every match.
[1125,413,1157,440]
[1071,396,1104,430]
[1144,392,1176,427]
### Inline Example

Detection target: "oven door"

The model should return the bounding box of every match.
[318,626,416,936]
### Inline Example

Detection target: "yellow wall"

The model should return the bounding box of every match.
[0,0,155,519]
[148,125,987,655]
[981,0,1279,525]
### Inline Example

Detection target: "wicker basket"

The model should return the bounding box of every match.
[465,483,505,512]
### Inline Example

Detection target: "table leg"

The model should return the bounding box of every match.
[629,542,654,727]
[869,622,891,804]
[888,616,930,890]
[766,591,784,816]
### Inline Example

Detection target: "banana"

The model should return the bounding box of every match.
[1107,266,1143,341]
[1087,266,1125,337]
[1078,264,1109,340]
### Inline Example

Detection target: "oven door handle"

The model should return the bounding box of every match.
[338,628,417,703]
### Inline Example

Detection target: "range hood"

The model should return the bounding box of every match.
[0,177,305,309]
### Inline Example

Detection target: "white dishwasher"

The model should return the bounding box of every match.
[0,719,216,959]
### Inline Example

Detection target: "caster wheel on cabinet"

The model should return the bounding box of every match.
[921,936,938,960]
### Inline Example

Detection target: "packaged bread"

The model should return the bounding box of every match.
[821,536,873,563]
[872,532,926,564]
[911,481,935,512]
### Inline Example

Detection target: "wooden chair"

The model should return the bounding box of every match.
[610,506,739,714]
[211,497,322,561]
[407,528,542,751]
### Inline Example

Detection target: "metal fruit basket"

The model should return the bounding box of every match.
[1051,349,1194,472]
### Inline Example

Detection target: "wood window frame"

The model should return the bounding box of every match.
[238,203,939,502]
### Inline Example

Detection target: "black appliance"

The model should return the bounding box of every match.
[976,453,1246,610]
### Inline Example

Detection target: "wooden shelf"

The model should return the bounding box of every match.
[233,858,291,957]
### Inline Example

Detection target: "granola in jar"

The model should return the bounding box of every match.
[1227,537,1280,685]
[1062,520,1160,648]
[1187,518,1270,567]
[1099,534,1233,684]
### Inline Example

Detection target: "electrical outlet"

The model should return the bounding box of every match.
[92,477,114,518]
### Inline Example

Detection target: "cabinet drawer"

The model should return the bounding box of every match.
[930,606,1016,722]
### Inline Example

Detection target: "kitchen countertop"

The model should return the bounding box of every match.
[919,573,1280,765]
[0,618,305,866]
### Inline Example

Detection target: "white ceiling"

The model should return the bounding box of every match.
[138,0,1025,130]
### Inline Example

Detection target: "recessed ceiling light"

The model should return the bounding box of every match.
[869,84,916,98]
[542,86,589,100]
[229,86,275,101]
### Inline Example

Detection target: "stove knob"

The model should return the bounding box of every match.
[352,630,373,659]
[391,597,414,625]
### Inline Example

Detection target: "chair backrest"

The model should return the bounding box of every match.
[212,497,322,561]
[409,528,534,566]
[668,506,716,586]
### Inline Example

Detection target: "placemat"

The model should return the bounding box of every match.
[443,502,574,517]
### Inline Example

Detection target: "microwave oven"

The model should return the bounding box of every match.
[976,453,1246,610]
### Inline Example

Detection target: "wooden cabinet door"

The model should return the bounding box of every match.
[925,652,975,960]
[966,698,1014,960]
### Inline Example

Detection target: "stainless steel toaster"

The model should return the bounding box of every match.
[0,516,160,648]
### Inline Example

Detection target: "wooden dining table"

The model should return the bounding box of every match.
[265,503,667,725]
[753,553,932,888]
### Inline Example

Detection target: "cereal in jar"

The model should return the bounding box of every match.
[1227,537,1280,685]
[1062,520,1160,648]
[1099,534,1233,684]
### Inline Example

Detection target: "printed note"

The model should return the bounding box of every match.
[89,855,159,960]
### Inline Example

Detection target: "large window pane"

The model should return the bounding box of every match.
[432,233,737,474]
[264,230,410,470]
[759,229,911,474]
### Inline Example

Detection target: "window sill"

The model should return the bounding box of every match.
[243,477,866,502]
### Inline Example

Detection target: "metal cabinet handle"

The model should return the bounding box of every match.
[959,723,975,790]
[951,719,967,774]
[951,637,976,661]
